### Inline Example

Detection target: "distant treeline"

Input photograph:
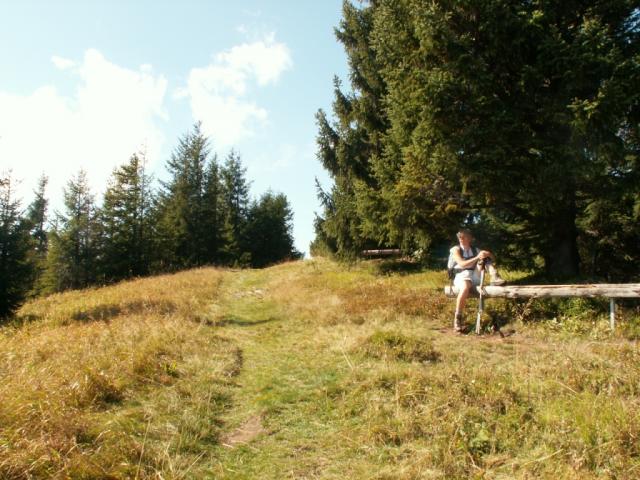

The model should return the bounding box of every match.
[312,1,639,280]
[1,123,300,318]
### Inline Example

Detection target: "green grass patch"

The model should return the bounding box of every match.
[358,330,440,363]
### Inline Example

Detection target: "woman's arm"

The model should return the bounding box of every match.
[452,247,482,269]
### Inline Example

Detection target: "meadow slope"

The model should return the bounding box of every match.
[1,259,639,479]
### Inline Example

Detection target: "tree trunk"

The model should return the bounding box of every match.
[544,197,580,279]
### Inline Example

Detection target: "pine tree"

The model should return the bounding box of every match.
[0,173,34,319]
[25,174,48,295]
[314,1,394,258]
[316,0,640,278]
[246,191,300,267]
[44,170,99,291]
[202,156,223,264]
[99,153,154,282]
[377,0,640,277]
[220,150,251,265]
[27,174,48,256]
[156,123,212,269]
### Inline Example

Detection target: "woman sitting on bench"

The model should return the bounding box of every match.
[450,229,505,332]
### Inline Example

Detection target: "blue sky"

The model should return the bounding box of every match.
[0,0,349,254]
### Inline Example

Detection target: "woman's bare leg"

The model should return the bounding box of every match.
[487,263,505,285]
[454,281,472,330]
[456,280,471,313]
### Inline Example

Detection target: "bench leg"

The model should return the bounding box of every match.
[610,298,616,331]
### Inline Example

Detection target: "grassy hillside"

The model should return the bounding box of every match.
[1,259,639,479]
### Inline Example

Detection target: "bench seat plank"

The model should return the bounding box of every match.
[444,284,640,299]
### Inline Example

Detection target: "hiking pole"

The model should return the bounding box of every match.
[475,258,486,335]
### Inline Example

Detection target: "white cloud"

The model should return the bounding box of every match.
[0,49,168,209]
[51,55,75,70]
[179,34,292,148]
[216,33,292,86]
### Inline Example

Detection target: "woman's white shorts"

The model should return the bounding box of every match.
[453,269,481,289]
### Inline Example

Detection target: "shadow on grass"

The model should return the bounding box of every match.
[9,299,177,327]
[72,299,177,322]
[12,313,40,324]
[374,259,426,276]
[215,315,278,327]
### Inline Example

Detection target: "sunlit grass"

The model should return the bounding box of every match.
[212,257,640,479]
[0,268,236,479]
[1,258,639,479]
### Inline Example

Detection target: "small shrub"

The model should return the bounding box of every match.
[359,330,440,363]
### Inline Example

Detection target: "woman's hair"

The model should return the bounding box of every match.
[456,228,473,239]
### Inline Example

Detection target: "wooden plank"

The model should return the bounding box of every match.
[444,283,640,299]
[362,249,402,257]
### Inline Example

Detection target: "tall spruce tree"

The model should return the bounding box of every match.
[0,173,34,319]
[157,123,214,269]
[44,170,99,291]
[25,175,48,295]
[246,191,300,267]
[316,0,640,278]
[220,151,251,265]
[375,0,639,277]
[27,175,48,256]
[314,0,392,258]
[99,153,154,281]
[202,156,223,264]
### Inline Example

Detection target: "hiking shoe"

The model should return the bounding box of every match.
[490,277,506,286]
[453,313,464,332]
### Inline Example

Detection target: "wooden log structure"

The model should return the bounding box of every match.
[444,283,640,331]
[444,283,640,299]
[362,249,402,257]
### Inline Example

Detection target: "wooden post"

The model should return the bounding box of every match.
[610,298,616,331]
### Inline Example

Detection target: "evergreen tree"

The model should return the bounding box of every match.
[0,173,34,318]
[246,191,300,267]
[99,153,154,282]
[316,0,640,278]
[27,174,48,256]
[314,0,392,258]
[44,170,99,291]
[220,150,251,265]
[156,123,213,269]
[25,175,49,295]
[202,156,223,264]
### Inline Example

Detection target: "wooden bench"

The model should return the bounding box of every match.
[444,283,640,331]
[362,249,402,258]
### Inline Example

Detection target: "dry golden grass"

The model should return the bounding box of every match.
[0,268,235,479]
[251,258,640,479]
[2,258,639,479]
